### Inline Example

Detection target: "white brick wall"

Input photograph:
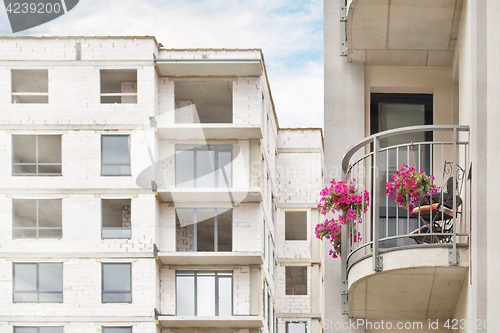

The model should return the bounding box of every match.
[0,130,157,191]
[233,77,262,125]
[234,266,251,315]
[3,322,158,333]
[276,210,312,259]
[233,204,263,252]
[0,37,157,61]
[276,265,312,314]
[0,194,157,254]
[0,66,156,125]
[0,258,156,317]
[276,153,323,204]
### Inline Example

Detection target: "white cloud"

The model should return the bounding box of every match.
[11,0,324,128]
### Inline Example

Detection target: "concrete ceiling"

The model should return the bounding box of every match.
[347,0,463,66]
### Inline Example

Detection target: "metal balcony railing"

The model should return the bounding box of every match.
[339,125,470,310]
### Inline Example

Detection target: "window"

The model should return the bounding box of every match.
[101,135,131,176]
[286,322,307,333]
[14,327,63,333]
[11,69,48,103]
[285,212,307,240]
[102,199,132,239]
[285,266,307,295]
[102,263,132,303]
[176,208,232,252]
[102,327,132,333]
[267,291,271,329]
[100,69,137,103]
[13,199,62,239]
[371,93,433,248]
[175,145,232,188]
[13,263,63,303]
[176,271,232,316]
[12,135,62,176]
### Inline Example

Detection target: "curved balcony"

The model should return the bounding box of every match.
[340,125,470,320]
[345,0,462,66]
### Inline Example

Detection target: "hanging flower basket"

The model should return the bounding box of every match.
[316,178,369,258]
[385,163,439,211]
[315,218,361,258]
[317,178,370,222]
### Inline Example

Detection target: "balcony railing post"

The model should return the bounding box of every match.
[341,170,349,315]
[449,128,459,265]
[372,137,382,271]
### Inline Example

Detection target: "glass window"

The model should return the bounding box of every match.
[285,212,307,241]
[13,263,63,303]
[267,291,271,329]
[100,69,137,104]
[176,208,232,252]
[13,199,62,239]
[101,135,131,176]
[11,69,48,104]
[102,263,132,303]
[14,327,63,333]
[102,328,132,333]
[176,271,232,316]
[285,266,307,295]
[175,145,232,188]
[102,199,132,239]
[371,93,433,248]
[286,322,307,333]
[12,135,62,176]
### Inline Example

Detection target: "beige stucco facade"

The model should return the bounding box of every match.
[324,0,496,332]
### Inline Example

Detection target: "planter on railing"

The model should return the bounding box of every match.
[339,125,470,278]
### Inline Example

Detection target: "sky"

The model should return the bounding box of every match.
[0,0,324,129]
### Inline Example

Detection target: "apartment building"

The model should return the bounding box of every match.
[324,1,496,332]
[0,37,324,333]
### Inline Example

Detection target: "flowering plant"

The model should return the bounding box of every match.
[315,218,361,258]
[315,178,369,258]
[385,163,439,211]
[317,179,370,223]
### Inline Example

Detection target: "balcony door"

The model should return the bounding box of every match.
[370,93,433,247]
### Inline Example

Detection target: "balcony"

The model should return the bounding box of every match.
[340,125,470,320]
[152,78,263,140]
[344,0,462,66]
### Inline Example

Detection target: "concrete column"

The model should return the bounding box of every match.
[485,0,500,330]
[324,0,365,332]
[471,0,488,332]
